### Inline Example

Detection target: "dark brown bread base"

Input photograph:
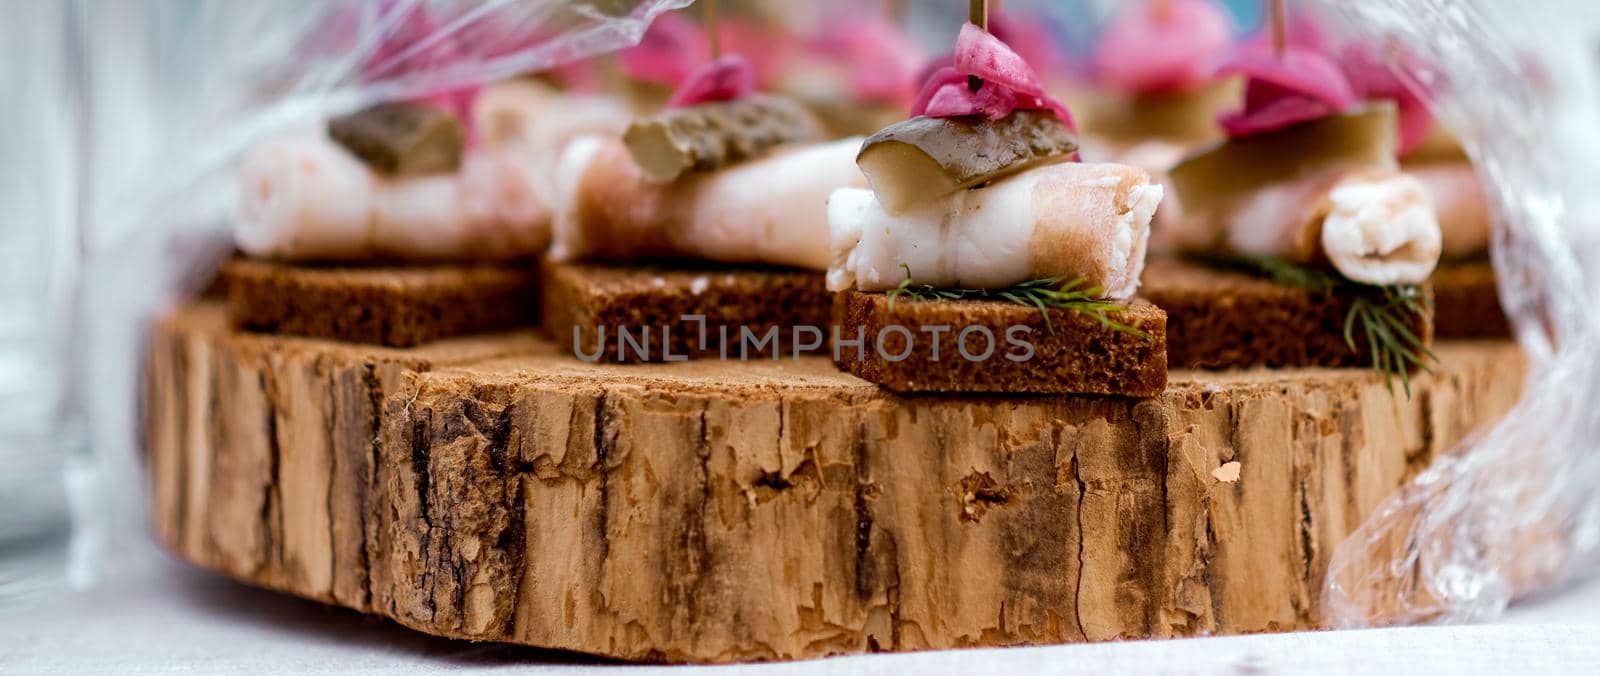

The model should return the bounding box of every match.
[1141,259,1434,370]
[223,258,539,348]
[541,260,832,363]
[832,291,1168,396]
[1433,259,1510,339]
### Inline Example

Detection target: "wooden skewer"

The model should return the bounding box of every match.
[1270,0,1287,58]
[706,0,720,60]
[1153,0,1173,21]
[968,0,988,90]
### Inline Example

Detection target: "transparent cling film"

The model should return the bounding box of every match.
[61,0,1600,631]
[1319,0,1600,626]
[67,0,690,579]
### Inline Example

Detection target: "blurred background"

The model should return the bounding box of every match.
[1,1,77,551]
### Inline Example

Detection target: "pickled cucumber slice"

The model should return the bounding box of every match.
[1080,78,1241,145]
[1169,103,1399,221]
[855,111,1078,215]
[328,103,463,176]
[623,95,823,183]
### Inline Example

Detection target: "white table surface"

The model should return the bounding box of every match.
[3,538,1599,676]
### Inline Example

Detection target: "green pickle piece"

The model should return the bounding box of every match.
[1169,103,1400,221]
[623,95,823,183]
[855,110,1079,214]
[328,102,464,176]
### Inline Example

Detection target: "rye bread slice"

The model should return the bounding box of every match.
[831,291,1168,396]
[223,257,538,347]
[1140,258,1435,370]
[541,260,832,363]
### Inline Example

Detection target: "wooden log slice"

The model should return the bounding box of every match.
[143,302,1527,663]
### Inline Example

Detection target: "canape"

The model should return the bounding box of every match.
[1341,43,1505,338]
[826,21,1168,396]
[546,37,863,362]
[1144,29,1443,391]
[228,69,628,346]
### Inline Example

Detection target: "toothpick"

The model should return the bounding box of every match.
[968,0,988,90]
[706,0,720,60]
[1153,0,1173,22]
[1270,0,1287,59]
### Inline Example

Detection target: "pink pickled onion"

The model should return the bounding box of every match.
[621,12,705,87]
[913,23,1075,131]
[1219,94,1339,136]
[666,55,756,107]
[910,66,965,114]
[1094,0,1233,95]
[922,81,981,118]
[1216,48,1358,137]
[1340,44,1433,156]
[954,22,1047,97]
[972,81,1020,119]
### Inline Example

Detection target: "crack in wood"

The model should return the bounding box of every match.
[1068,425,1090,642]
[592,392,611,573]
[1297,482,1316,622]
[754,469,796,492]
[408,406,437,622]
[957,471,1012,523]
[409,413,432,532]
[202,344,224,556]
[357,362,383,609]
[172,339,192,554]
[260,367,281,579]
[1408,389,1436,475]
[685,403,713,632]
[1201,502,1223,630]
[850,422,874,602]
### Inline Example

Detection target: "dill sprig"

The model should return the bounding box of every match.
[1208,254,1437,396]
[885,264,1146,337]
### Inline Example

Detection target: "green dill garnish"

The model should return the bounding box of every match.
[1206,254,1437,396]
[885,264,1146,337]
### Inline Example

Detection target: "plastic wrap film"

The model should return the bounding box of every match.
[69,0,689,582]
[66,0,1600,632]
[1319,0,1600,626]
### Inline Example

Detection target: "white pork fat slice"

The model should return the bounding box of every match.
[237,134,375,260]
[1407,162,1490,259]
[828,162,1161,301]
[236,132,555,262]
[552,135,867,270]
[1321,172,1441,286]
